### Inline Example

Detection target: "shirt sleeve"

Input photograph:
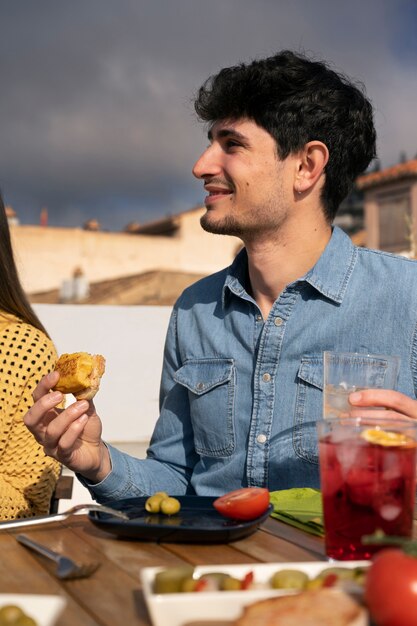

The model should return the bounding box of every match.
[0,322,61,519]
[79,304,199,501]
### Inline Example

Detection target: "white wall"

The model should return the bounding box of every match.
[34,304,172,443]
[12,209,240,293]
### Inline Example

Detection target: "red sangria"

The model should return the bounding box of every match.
[318,417,417,560]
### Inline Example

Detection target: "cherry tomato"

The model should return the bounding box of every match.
[213,487,270,520]
[365,548,417,626]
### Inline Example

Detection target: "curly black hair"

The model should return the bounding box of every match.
[194,50,376,222]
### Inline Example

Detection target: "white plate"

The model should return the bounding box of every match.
[0,594,66,626]
[140,560,370,626]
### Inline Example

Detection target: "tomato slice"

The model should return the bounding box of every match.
[213,487,270,521]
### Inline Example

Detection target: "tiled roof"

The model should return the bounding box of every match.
[123,206,204,235]
[357,159,417,190]
[29,269,207,306]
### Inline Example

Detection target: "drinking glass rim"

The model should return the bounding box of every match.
[317,415,417,432]
[323,350,401,362]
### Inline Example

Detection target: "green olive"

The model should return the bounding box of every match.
[16,618,37,626]
[154,566,194,593]
[160,497,181,516]
[153,491,169,500]
[180,577,199,592]
[145,494,166,513]
[0,605,25,623]
[306,577,324,590]
[220,576,242,591]
[270,569,309,590]
[316,567,357,581]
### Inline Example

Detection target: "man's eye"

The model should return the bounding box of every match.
[225,139,240,149]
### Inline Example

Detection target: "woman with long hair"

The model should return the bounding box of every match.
[0,193,60,519]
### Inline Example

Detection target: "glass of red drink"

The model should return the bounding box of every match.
[318,417,417,560]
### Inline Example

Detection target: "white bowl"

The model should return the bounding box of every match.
[140,560,369,626]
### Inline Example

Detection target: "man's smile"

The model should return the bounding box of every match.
[204,182,233,205]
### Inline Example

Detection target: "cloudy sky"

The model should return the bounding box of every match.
[0,0,416,231]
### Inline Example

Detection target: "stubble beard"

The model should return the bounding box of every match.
[200,208,287,241]
[200,211,246,237]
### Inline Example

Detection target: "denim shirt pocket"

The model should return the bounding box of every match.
[174,358,235,457]
[293,355,323,465]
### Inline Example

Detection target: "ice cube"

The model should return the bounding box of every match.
[335,444,359,477]
[378,503,402,521]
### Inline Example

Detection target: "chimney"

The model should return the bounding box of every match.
[40,207,48,227]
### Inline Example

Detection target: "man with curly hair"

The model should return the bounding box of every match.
[25,50,417,498]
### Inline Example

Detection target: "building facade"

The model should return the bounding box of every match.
[357,159,417,254]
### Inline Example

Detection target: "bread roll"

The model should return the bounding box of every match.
[53,352,106,400]
[233,588,367,626]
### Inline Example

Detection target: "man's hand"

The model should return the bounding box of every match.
[349,389,417,420]
[24,371,112,483]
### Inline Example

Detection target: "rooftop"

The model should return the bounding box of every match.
[357,159,417,190]
[30,269,207,305]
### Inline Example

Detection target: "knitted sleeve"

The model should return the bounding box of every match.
[0,318,61,519]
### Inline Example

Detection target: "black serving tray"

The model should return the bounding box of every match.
[88,495,272,543]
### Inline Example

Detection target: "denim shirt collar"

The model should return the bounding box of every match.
[223,226,357,308]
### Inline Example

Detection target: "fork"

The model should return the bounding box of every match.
[16,534,100,579]
[0,503,129,531]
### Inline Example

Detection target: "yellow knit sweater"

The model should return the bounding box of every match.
[0,312,60,519]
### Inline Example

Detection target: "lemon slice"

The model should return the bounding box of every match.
[361,428,411,447]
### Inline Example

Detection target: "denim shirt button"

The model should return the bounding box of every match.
[257,434,267,444]
[196,382,205,391]
[262,373,271,382]
[274,317,283,326]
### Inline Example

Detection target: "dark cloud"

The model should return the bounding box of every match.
[0,0,416,230]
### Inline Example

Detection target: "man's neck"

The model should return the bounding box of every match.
[244,221,332,320]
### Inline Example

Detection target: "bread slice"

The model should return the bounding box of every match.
[233,588,367,626]
[54,352,106,400]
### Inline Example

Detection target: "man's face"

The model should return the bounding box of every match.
[192,118,296,240]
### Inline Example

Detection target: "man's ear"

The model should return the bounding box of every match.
[294,141,329,194]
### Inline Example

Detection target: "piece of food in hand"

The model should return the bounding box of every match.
[213,487,270,520]
[53,352,106,400]
[232,588,367,626]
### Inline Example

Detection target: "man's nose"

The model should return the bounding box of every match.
[192,145,221,179]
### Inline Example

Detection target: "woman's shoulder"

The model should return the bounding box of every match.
[0,313,57,358]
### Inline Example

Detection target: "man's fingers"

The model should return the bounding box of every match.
[349,389,417,419]
[349,408,415,421]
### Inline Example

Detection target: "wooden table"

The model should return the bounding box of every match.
[0,513,327,626]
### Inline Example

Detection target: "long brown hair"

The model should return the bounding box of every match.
[0,193,50,338]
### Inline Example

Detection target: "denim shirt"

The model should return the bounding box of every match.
[84,227,417,501]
